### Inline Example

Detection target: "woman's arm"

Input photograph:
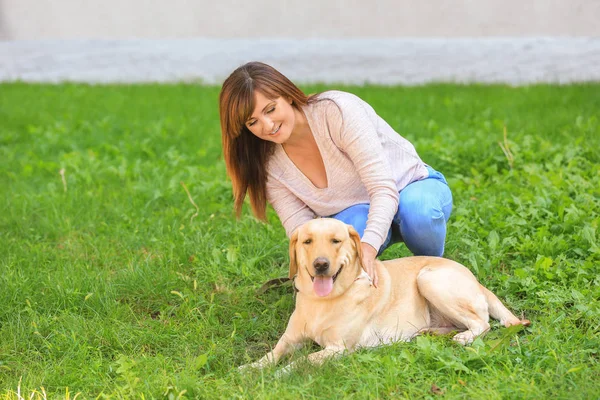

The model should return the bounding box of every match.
[325,93,399,252]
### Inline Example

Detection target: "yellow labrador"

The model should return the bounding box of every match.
[242,218,529,372]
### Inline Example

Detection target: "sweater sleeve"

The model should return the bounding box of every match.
[324,95,399,251]
[266,174,316,238]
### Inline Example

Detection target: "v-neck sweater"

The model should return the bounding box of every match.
[266,90,429,251]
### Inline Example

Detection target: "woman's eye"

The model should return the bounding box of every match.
[247,120,256,127]
[266,107,275,114]
[303,239,312,245]
[332,239,341,244]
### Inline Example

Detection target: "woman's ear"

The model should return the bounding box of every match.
[348,225,363,269]
[288,229,299,279]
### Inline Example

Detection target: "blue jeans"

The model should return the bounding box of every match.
[330,166,453,256]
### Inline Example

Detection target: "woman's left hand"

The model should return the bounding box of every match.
[360,242,379,288]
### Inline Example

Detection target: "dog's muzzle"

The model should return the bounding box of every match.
[313,257,330,274]
[310,257,344,297]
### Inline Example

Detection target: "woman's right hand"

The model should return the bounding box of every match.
[360,242,379,288]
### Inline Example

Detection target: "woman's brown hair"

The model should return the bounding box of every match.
[219,62,312,220]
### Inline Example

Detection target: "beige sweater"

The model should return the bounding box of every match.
[266,91,428,251]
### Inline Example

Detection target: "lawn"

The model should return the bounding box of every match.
[0,82,599,399]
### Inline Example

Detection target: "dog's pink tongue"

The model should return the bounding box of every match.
[313,276,334,297]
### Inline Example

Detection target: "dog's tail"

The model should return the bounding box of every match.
[481,285,531,327]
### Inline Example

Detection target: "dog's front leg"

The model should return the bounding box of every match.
[240,334,304,371]
[239,311,305,371]
[275,346,346,377]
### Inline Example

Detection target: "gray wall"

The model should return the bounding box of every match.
[2,1,599,84]
[1,0,599,40]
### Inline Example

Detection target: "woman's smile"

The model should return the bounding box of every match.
[270,124,281,136]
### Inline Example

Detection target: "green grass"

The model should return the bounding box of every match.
[0,82,599,399]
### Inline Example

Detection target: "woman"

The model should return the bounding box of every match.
[219,62,452,287]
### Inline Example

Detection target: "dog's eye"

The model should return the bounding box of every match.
[332,238,341,244]
[303,239,312,245]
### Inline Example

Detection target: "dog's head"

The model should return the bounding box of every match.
[288,218,363,298]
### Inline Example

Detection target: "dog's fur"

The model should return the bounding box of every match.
[241,218,530,371]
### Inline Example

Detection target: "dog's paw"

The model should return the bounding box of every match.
[452,331,475,346]
[238,362,259,372]
[273,363,294,379]
[238,359,271,373]
[503,318,531,328]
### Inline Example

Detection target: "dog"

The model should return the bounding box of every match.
[241,218,530,372]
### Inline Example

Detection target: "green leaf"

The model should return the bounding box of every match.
[581,225,597,247]
[488,230,500,250]
[194,353,209,370]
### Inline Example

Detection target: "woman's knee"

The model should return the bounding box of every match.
[398,186,451,256]
[400,195,447,228]
[398,178,452,226]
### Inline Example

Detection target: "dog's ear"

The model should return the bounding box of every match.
[348,225,364,269]
[288,229,299,279]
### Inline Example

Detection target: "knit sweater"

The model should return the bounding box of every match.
[266,90,429,251]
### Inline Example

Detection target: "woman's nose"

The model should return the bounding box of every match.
[262,117,274,133]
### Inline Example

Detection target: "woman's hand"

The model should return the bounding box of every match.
[360,242,379,288]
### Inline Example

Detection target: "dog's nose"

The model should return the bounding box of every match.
[313,257,330,273]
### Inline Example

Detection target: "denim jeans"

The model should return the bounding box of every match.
[330,166,453,256]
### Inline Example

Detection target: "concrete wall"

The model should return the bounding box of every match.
[1,0,599,40]
[2,1,598,84]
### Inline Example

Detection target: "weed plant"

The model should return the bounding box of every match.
[0,83,598,398]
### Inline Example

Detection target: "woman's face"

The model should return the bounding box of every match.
[245,91,296,144]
